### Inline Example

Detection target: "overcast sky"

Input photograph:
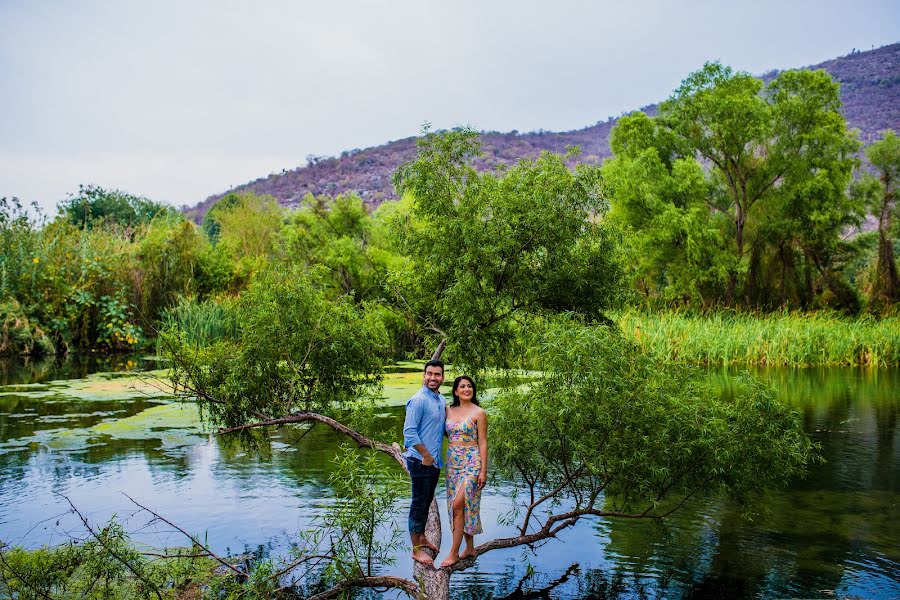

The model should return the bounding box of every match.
[1,0,898,213]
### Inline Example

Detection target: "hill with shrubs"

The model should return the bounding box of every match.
[187,43,900,220]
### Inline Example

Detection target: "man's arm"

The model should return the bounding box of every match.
[403,397,435,466]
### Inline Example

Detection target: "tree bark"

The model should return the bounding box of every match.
[870,189,899,311]
[431,339,447,361]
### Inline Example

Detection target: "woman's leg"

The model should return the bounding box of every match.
[440,481,467,567]
[461,533,476,558]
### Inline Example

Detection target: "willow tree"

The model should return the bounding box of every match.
[167,129,816,599]
[606,63,861,309]
[854,130,900,312]
[389,127,624,366]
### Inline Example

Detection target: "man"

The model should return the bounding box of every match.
[403,359,446,565]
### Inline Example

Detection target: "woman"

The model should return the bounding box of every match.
[440,375,488,568]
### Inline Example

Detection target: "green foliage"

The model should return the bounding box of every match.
[0,298,54,356]
[605,63,862,311]
[312,444,405,585]
[160,296,238,349]
[854,130,900,312]
[616,309,900,366]
[58,185,178,230]
[166,266,390,438]
[135,216,216,322]
[25,221,143,352]
[0,197,43,304]
[203,192,283,287]
[96,294,144,350]
[0,519,221,599]
[200,192,242,243]
[1,188,242,355]
[605,112,734,304]
[391,127,624,369]
[490,318,817,518]
[277,193,393,302]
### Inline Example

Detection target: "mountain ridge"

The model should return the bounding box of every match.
[187,42,900,220]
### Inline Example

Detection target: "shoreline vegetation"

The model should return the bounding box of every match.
[616,310,900,367]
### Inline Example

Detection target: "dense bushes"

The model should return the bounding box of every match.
[0,299,54,356]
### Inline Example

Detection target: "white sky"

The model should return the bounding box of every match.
[1,0,898,213]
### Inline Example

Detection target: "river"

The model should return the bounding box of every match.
[0,357,897,598]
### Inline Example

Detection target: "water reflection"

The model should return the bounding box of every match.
[0,362,897,598]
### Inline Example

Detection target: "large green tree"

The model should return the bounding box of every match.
[390,128,624,367]
[605,63,861,310]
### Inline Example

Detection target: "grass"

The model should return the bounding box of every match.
[615,310,900,367]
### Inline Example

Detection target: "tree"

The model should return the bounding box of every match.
[200,192,284,289]
[166,130,816,599]
[134,216,213,323]
[604,112,734,306]
[58,185,177,230]
[854,130,900,312]
[277,193,390,301]
[606,63,861,309]
[390,127,624,366]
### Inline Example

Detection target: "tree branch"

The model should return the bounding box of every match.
[473,506,666,563]
[60,495,164,600]
[308,575,419,600]
[217,412,405,466]
[431,338,447,361]
[124,494,245,579]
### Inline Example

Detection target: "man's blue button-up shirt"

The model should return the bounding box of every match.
[403,385,446,468]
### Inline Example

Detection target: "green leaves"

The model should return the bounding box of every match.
[490,317,816,517]
[607,63,862,310]
[315,444,405,583]
[390,128,624,370]
[167,266,390,438]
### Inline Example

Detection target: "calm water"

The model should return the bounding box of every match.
[0,357,897,599]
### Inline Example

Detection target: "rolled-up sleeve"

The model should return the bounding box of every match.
[403,397,422,449]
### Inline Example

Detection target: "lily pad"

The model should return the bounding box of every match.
[0,369,175,402]
[93,403,205,440]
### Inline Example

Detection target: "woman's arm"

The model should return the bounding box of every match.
[477,409,488,488]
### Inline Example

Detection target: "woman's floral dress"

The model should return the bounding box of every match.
[445,416,483,535]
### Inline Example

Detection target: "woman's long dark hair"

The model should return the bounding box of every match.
[450,375,479,407]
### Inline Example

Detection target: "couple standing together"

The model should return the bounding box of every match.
[403,359,488,568]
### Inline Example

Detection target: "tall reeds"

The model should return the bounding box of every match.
[159,297,237,349]
[616,310,900,367]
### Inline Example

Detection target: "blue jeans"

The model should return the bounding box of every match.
[407,457,440,534]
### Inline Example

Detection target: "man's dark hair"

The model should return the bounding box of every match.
[424,359,444,374]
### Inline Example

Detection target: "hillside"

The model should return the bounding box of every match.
[189,42,900,220]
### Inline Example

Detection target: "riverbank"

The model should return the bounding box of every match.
[616,310,900,367]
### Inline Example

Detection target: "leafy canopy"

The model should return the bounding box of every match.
[391,127,624,368]
[59,185,177,230]
[605,63,861,310]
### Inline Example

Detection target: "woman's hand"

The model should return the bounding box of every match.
[477,471,486,489]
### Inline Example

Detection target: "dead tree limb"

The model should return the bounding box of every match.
[60,495,164,600]
[124,494,245,578]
